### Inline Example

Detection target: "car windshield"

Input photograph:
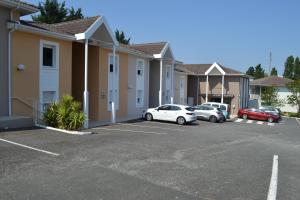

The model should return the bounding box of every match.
[185,107,194,111]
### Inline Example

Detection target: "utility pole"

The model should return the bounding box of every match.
[269,51,272,75]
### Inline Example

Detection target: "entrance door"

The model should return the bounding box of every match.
[210,97,221,103]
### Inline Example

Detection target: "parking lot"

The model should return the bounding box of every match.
[0,117,300,200]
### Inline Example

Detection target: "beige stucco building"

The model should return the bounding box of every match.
[183,63,250,115]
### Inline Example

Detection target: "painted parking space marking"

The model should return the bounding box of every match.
[93,127,168,135]
[267,155,278,200]
[296,118,300,125]
[0,138,60,156]
[234,119,278,126]
[116,123,185,132]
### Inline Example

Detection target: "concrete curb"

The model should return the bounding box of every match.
[36,124,92,135]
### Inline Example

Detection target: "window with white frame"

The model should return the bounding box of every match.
[136,59,145,108]
[42,91,56,111]
[108,54,119,111]
[42,44,57,68]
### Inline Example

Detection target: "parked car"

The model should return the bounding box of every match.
[238,108,280,123]
[144,104,197,125]
[202,102,231,119]
[193,105,225,123]
[259,106,281,116]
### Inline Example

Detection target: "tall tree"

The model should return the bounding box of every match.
[286,79,300,116]
[254,64,265,79]
[283,55,294,79]
[115,29,131,45]
[32,0,84,24]
[270,67,278,76]
[294,57,300,80]
[65,7,84,21]
[246,66,255,77]
[261,86,283,107]
[32,0,68,23]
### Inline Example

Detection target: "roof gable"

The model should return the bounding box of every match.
[205,63,225,75]
[130,42,174,59]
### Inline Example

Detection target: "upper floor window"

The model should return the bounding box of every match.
[42,44,56,67]
[137,60,144,76]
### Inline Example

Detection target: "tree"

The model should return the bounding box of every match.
[65,7,84,21]
[270,67,278,76]
[294,57,300,80]
[115,29,131,45]
[246,66,255,77]
[32,0,84,24]
[254,64,265,79]
[283,55,294,79]
[261,86,283,107]
[286,79,300,116]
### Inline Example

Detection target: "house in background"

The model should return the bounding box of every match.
[130,42,176,107]
[0,0,38,118]
[249,76,297,112]
[183,62,250,115]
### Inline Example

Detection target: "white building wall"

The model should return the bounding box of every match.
[278,87,298,113]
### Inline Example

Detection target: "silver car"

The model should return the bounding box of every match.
[193,105,225,123]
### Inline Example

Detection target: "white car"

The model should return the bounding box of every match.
[143,104,197,125]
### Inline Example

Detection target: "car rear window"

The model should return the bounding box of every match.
[220,105,226,110]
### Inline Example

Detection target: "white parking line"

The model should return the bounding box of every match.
[117,123,185,132]
[235,118,243,122]
[0,138,60,156]
[268,123,275,126]
[246,120,254,123]
[296,118,300,125]
[257,121,264,125]
[93,127,168,135]
[267,155,278,200]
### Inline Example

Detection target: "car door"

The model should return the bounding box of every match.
[169,106,182,121]
[194,106,204,118]
[155,105,171,121]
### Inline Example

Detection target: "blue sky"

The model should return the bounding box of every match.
[24,0,300,75]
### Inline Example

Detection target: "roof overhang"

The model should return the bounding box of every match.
[7,21,76,41]
[75,16,119,46]
[205,62,226,75]
[153,42,175,59]
[0,0,39,16]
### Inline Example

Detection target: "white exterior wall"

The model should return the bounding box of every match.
[127,54,150,118]
[278,87,298,113]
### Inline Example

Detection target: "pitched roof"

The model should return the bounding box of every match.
[129,42,167,55]
[250,76,293,87]
[0,0,38,15]
[181,63,244,75]
[19,16,100,36]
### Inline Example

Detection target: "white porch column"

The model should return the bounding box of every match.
[159,59,163,106]
[221,75,224,103]
[111,45,116,123]
[83,39,89,128]
[170,59,174,104]
[205,75,209,102]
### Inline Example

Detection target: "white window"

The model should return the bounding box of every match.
[136,59,145,108]
[42,44,57,68]
[42,91,56,111]
[108,54,119,111]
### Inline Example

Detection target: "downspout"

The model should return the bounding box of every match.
[8,2,20,116]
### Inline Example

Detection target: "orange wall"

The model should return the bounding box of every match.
[12,31,72,117]
[72,44,128,122]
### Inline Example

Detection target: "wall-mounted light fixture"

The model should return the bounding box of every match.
[17,64,25,71]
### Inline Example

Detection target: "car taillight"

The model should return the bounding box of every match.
[186,113,194,115]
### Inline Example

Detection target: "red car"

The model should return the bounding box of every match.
[238,108,280,123]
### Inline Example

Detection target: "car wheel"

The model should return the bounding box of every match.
[177,117,186,125]
[242,114,248,120]
[268,117,273,123]
[209,116,217,123]
[145,113,153,121]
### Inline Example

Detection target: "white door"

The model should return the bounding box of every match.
[108,54,119,111]
[39,40,59,113]
[165,65,172,104]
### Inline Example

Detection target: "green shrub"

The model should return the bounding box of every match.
[44,102,59,127]
[43,95,85,130]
